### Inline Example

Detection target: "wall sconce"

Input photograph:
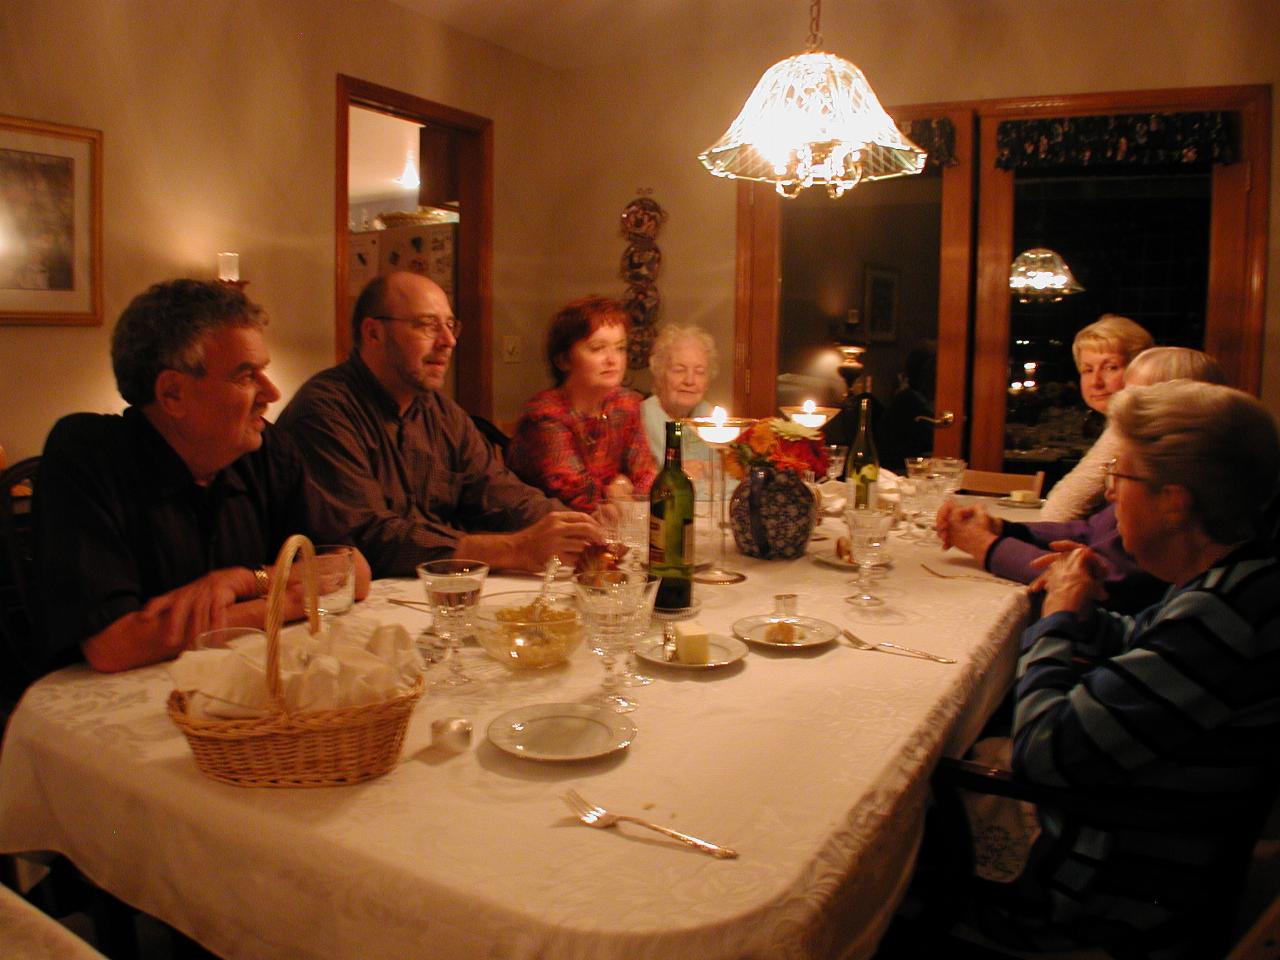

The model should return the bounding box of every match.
[217,252,247,289]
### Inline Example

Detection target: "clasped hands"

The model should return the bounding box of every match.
[936,498,1108,617]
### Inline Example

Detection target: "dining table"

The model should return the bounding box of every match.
[0,501,1036,960]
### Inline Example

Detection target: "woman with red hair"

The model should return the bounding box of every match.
[506,296,657,512]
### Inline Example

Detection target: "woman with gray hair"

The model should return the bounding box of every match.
[641,324,718,476]
[968,379,1280,955]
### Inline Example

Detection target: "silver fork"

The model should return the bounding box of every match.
[842,628,956,664]
[921,563,1016,586]
[562,789,738,859]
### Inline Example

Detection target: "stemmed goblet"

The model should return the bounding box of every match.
[687,409,754,585]
[416,559,490,686]
[844,508,894,608]
[573,571,659,713]
[598,493,654,687]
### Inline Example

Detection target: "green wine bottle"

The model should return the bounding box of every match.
[842,395,880,508]
[649,420,695,609]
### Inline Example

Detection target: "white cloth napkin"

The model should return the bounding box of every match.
[169,618,422,719]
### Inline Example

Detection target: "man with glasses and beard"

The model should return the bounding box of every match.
[278,272,601,577]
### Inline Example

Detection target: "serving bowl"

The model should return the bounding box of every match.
[471,590,583,670]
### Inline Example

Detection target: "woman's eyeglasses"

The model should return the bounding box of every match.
[1103,458,1155,493]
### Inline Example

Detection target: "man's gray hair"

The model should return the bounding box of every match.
[111,279,266,406]
[648,323,718,380]
[1110,380,1279,543]
[1124,346,1226,387]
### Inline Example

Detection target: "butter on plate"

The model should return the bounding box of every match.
[1010,489,1039,503]
[673,622,710,665]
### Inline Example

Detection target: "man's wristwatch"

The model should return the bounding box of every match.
[253,567,271,597]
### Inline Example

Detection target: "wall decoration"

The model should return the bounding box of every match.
[619,193,667,370]
[0,115,102,326]
[863,265,899,343]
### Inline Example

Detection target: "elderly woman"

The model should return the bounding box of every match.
[640,324,717,477]
[1039,314,1154,521]
[506,296,657,512]
[967,379,1280,956]
[938,347,1225,614]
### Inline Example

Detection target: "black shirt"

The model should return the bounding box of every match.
[34,408,349,673]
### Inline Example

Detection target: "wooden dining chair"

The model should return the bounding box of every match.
[959,469,1045,498]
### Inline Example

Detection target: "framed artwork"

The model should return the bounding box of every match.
[863,265,899,343]
[0,115,102,325]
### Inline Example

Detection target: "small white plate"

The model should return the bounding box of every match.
[997,496,1044,509]
[811,551,893,571]
[634,635,748,670]
[732,614,839,648]
[487,703,636,762]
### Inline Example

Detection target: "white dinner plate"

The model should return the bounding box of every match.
[487,703,636,762]
[997,496,1044,509]
[634,634,748,670]
[732,614,839,648]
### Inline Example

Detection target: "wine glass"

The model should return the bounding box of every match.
[599,494,653,687]
[573,571,659,713]
[931,457,967,497]
[904,457,932,479]
[415,559,490,686]
[845,508,894,607]
[913,474,948,545]
[896,478,922,540]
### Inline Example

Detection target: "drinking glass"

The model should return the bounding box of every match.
[913,474,948,544]
[845,508,894,607]
[931,457,967,496]
[416,559,490,686]
[896,478,922,540]
[599,494,654,686]
[573,571,659,713]
[313,544,356,619]
[824,445,849,483]
[904,457,932,479]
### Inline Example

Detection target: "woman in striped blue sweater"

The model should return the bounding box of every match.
[976,380,1280,957]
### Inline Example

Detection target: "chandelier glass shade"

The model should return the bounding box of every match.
[698,51,927,199]
[1008,248,1085,302]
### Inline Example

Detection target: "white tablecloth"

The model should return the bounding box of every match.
[0,519,1030,960]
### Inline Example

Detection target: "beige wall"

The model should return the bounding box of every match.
[0,0,573,459]
[2,0,1278,461]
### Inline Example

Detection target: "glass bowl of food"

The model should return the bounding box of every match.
[470,590,583,670]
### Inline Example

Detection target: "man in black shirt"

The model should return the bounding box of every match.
[35,279,368,673]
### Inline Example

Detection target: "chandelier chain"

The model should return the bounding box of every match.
[807,0,822,50]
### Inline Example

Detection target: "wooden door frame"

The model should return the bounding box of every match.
[335,74,494,416]
[970,84,1270,469]
[734,103,976,458]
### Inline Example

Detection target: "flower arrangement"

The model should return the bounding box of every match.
[726,418,829,479]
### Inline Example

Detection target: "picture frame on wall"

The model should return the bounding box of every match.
[863,265,899,343]
[0,115,103,326]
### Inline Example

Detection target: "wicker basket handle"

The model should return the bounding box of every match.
[263,534,321,708]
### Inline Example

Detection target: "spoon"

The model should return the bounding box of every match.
[530,556,562,614]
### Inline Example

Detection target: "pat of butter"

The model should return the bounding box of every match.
[1010,489,1039,503]
[673,621,710,664]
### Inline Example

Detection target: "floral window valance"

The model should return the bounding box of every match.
[995,111,1236,170]
[898,117,957,169]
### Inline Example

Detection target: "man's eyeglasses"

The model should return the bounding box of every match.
[1103,458,1155,494]
[372,314,462,339]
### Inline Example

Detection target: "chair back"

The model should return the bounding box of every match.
[959,469,1045,498]
[0,457,40,712]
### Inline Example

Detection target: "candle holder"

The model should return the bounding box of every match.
[686,415,755,585]
[780,403,839,430]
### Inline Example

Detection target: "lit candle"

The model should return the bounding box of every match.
[693,405,742,445]
[789,399,828,429]
[217,252,240,282]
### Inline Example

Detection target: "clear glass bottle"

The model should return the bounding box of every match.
[843,396,880,508]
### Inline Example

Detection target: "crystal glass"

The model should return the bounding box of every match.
[930,457,967,496]
[896,478,922,540]
[825,445,849,483]
[598,494,649,574]
[313,544,355,619]
[845,508,894,607]
[687,415,754,585]
[904,456,932,479]
[416,559,490,686]
[573,571,659,713]
[913,474,948,544]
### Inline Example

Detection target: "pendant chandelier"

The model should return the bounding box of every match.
[698,0,926,199]
[1008,248,1085,303]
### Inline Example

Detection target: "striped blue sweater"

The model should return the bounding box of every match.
[996,539,1280,956]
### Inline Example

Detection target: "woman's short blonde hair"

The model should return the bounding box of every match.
[1072,314,1154,369]
[1110,380,1279,543]
[1124,346,1227,388]
[648,324,718,380]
